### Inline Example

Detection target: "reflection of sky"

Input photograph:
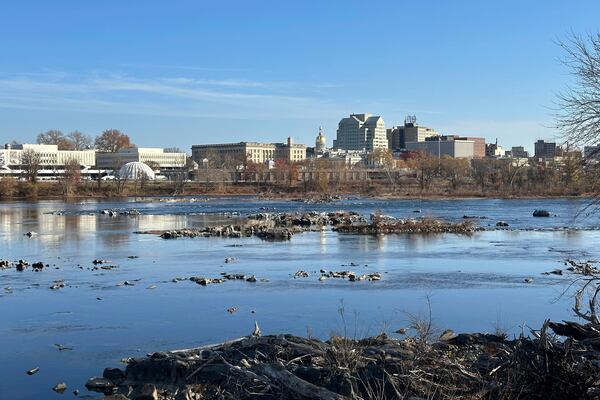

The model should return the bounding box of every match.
[0,198,599,399]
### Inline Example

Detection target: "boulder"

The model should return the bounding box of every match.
[533,209,550,217]
[85,377,115,394]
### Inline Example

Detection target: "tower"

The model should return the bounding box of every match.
[315,126,326,153]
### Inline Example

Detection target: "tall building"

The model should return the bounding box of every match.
[534,140,557,159]
[386,116,438,150]
[333,113,387,151]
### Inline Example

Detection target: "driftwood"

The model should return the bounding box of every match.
[90,329,600,400]
[255,362,350,400]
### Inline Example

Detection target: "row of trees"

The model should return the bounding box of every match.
[35,129,133,152]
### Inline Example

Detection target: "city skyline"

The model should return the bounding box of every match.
[2,1,600,153]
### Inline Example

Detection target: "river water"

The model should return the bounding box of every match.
[1,196,599,399]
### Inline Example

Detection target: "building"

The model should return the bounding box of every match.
[387,116,438,151]
[462,137,485,158]
[534,140,557,160]
[96,147,187,173]
[510,146,529,158]
[584,145,600,159]
[485,140,504,157]
[333,113,387,151]
[0,143,96,179]
[191,137,306,166]
[315,126,327,153]
[406,136,475,158]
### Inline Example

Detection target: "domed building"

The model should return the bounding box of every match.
[117,161,156,180]
[315,126,327,153]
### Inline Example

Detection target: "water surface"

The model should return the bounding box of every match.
[0,197,597,399]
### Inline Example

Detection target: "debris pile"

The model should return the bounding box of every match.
[334,216,475,235]
[87,322,600,400]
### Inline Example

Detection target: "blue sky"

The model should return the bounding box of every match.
[1,1,599,153]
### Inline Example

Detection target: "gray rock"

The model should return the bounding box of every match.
[103,367,126,385]
[130,383,158,400]
[85,377,115,394]
[52,382,67,393]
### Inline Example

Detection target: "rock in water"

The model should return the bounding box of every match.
[26,367,39,375]
[52,382,67,393]
[533,209,550,217]
[85,377,115,393]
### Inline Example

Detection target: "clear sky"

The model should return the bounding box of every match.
[1,0,599,153]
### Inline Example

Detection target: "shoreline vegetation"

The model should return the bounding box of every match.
[83,261,600,400]
[0,179,597,201]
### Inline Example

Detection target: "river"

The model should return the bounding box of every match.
[0,196,598,399]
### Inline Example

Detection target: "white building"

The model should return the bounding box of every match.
[333,113,388,151]
[0,144,96,179]
[96,147,187,173]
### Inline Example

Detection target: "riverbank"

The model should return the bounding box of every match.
[85,318,599,400]
[0,179,595,201]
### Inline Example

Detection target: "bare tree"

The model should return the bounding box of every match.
[21,149,41,183]
[556,33,600,146]
[95,129,133,152]
[59,158,81,196]
[37,130,74,150]
[68,130,93,150]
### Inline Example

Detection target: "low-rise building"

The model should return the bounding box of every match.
[510,146,529,158]
[406,137,475,158]
[0,143,96,179]
[191,137,306,166]
[96,147,187,174]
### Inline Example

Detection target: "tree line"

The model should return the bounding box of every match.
[31,129,134,152]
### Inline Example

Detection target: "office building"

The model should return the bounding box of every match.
[387,116,438,150]
[333,113,387,151]
[192,137,306,166]
[510,146,529,158]
[406,136,475,158]
[534,140,557,159]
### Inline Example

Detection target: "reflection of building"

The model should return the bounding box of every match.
[96,147,186,172]
[387,116,438,150]
[191,137,306,165]
[534,140,556,160]
[333,113,387,151]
